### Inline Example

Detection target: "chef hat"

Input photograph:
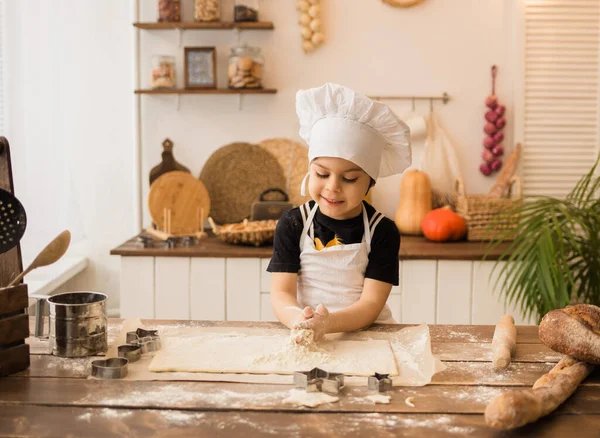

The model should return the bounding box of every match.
[296,83,411,195]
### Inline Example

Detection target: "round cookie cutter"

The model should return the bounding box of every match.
[91,357,129,379]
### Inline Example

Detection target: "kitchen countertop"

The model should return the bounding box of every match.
[110,233,512,261]
[4,317,598,437]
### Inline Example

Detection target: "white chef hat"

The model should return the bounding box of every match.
[296,83,411,196]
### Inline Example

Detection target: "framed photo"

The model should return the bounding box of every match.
[184,47,217,89]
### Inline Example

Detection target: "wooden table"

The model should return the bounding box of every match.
[2,318,598,437]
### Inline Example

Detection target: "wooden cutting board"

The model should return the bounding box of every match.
[148,171,211,235]
[149,138,190,186]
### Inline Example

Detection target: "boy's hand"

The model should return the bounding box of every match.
[288,306,314,327]
[293,304,330,341]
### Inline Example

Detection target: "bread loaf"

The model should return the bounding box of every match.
[538,304,600,364]
[485,357,595,429]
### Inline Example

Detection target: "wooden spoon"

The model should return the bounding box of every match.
[8,230,71,287]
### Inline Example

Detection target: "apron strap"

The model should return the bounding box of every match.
[362,204,372,252]
[370,212,385,235]
[299,201,311,225]
[300,203,319,251]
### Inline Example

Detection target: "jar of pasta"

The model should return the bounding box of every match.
[228,45,264,89]
[158,0,180,22]
[151,55,176,89]
[194,0,220,22]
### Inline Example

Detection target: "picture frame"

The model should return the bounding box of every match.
[184,47,217,89]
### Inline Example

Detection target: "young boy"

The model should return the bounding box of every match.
[268,83,412,342]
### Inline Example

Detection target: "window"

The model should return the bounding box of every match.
[518,0,600,198]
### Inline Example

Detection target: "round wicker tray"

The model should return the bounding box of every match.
[258,138,310,207]
[208,217,277,247]
[199,142,286,224]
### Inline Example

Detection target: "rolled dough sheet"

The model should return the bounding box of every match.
[148,328,399,376]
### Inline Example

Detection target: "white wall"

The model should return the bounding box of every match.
[137,0,517,223]
[5,0,134,313]
[6,0,517,314]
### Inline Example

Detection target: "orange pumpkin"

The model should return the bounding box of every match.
[421,206,467,242]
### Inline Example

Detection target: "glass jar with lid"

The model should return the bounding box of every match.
[228,45,264,89]
[158,0,181,22]
[234,0,259,22]
[151,55,176,89]
[194,0,220,22]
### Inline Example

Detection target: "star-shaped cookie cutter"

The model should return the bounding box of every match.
[293,367,345,394]
[368,373,393,392]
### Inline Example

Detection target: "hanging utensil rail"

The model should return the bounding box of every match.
[368,92,451,109]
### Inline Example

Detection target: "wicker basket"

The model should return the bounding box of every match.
[208,217,277,247]
[455,176,522,241]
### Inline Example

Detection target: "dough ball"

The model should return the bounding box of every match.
[292,328,315,346]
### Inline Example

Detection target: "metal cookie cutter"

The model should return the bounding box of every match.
[126,328,159,343]
[118,344,142,363]
[181,236,197,247]
[293,367,345,394]
[126,328,162,354]
[135,235,153,248]
[91,357,129,379]
[131,336,161,354]
[157,237,178,249]
[368,373,393,393]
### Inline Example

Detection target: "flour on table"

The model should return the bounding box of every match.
[148,327,398,376]
[366,394,391,404]
[283,389,339,407]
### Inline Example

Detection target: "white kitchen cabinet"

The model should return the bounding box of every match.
[119,256,534,324]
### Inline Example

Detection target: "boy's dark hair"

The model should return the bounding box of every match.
[366,178,376,195]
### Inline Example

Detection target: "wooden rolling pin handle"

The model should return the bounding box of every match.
[492,314,517,370]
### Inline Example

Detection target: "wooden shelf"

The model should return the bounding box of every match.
[111,234,512,260]
[133,21,274,30]
[135,88,277,95]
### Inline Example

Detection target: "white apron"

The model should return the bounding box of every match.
[297,202,396,324]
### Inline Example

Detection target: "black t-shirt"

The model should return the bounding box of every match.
[267,200,400,285]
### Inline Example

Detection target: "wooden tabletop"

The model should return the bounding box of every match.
[110,233,511,261]
[2,318,597,437]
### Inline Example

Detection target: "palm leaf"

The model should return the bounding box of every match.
[487,154,600,321]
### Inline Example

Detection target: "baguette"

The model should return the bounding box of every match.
[485,357,595,429]
[539,304,600,364]
[492,314,517,370]
[488,143,521,198]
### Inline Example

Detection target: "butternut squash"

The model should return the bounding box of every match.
[395,170,432,235]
